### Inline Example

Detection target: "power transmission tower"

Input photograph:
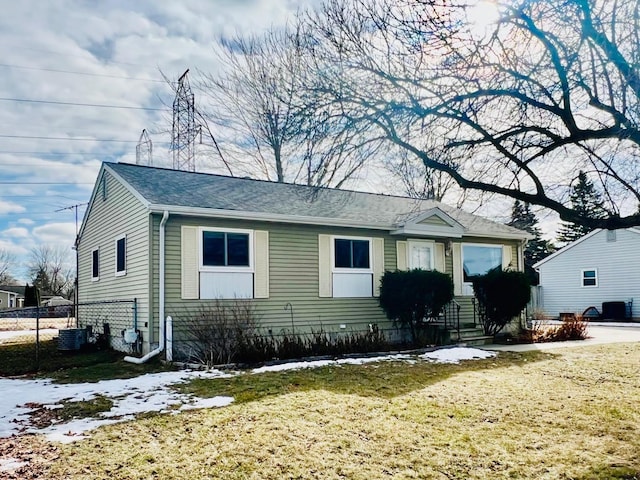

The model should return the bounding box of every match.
[135,129,152,166]
[171,69,199,172]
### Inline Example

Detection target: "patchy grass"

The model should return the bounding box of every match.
[0,338,174,381]
[45,343,640,479]
[26,395,115,430]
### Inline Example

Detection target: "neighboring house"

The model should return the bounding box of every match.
[533,228,640,320]
[77,162,529,353]
[0,286,25,310]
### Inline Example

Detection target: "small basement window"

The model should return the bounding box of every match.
[581,269,597,287]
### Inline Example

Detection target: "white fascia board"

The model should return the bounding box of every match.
[390,227,463,239]
[77,163,152,242]
[148,204,393,231]
[532,228,603,269]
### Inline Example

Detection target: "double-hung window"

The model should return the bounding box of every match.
[332,236,372,297]
[581,269,598,287]
[199,228,254,299]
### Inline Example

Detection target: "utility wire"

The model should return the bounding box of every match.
[0,97,169,111]
[0,134,138,142]
[0,63,166,83]
[0,181,94,185]
[0,152,131,156]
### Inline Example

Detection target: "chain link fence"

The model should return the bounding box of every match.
[0,299,138,374]
[76,299,139,353]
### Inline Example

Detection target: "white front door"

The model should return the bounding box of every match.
[408,240,434,270]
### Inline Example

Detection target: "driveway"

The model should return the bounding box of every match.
[484,323,640,352]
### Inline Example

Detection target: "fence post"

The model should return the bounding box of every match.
[35,306,40,371]
[133,298,138,331]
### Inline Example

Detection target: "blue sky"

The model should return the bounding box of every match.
[0,0,314,282]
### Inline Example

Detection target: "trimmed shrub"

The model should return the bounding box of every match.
[472,269,531,336]
[379,269,454,344]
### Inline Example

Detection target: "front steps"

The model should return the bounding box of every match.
[450,325,493,346]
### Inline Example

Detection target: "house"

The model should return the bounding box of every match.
[0,286,25,310]
[77,162,529,354]
[533,228,640,320]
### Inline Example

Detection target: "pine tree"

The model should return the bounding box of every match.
[557,171,608,244]
[507,200,555,285]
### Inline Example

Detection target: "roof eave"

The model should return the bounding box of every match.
[149,204,530,240]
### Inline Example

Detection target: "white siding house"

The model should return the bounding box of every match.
[533,228,640,320]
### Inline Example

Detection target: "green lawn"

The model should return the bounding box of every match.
[43,343,640,479]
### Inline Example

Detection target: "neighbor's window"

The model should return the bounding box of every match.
[92,249,100,280]
[582,269,598,287]
[334,238,370,269]
[462,244,502,282]
[202,230,250,268]
[115,236,126,276]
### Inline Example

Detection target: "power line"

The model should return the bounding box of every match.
[0,181,94,185]
[0,97,169,111]
[0,63,166,83]
[0,151,130,156]
[0,134,138,142]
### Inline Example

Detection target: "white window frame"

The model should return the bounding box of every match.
[331,235,373,274]
[581,268,598,287]
[91,248,100,281]
[407,239,435,270]
[114,235,127,277]
[199,227,254,274]
[460,243,504,294]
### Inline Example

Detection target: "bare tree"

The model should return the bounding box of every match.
[194,23,374,188]
[27,246,74,297]
[0,249,17,285]
[301,0,640,229]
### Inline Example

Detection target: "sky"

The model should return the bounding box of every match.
[0,0,560,284]
[0,0,317,282]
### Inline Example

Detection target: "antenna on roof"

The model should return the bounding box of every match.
[171,69,199,172]
[135,129,153,166]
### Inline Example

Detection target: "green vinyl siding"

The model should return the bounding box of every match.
[77,170,150,342]
[148,214,523,342]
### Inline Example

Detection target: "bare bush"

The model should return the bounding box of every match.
[173,300,260,366]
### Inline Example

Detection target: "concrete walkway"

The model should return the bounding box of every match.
[483,323,640,352]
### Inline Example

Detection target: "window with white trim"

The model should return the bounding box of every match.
[115,236,126,276]
[199,228,254,299]
[332,236,372,297]
[462,244,502,282]
[407,240,434,270]
[582,269,598,287]
[92,248,100,281]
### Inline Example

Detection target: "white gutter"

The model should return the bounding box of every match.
[124,210,170,364]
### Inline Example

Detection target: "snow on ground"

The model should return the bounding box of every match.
[0,347,493,444]
[421,347,495,363]
[0,329,58,343]
[0,370,233,443]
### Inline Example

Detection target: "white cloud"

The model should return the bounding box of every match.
[0,201,26,215]
[17,219,35,225]
[32,223,77,248]
[2,227,29,238]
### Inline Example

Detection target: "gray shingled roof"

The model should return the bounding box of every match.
[107,162,527,238]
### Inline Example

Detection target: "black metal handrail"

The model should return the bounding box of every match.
[443,299,461,340]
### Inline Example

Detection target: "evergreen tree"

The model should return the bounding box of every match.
[24,283,40,307]
[557,171,608,244]
[507,200,555,285]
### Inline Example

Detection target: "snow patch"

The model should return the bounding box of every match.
[421,347,495,364]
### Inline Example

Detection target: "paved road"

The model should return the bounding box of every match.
[485,323,640,352]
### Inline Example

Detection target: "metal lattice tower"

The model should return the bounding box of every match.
[135,129,153,166]
[171,69,197,172]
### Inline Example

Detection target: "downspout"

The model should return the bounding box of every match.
[125,210,170,364]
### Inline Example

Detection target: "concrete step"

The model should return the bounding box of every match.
[456,335,494,346]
